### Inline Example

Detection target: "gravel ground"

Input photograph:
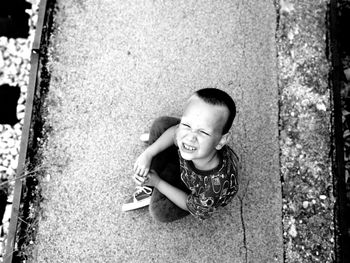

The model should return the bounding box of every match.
[277,0,339,262]
[339,0,350,250]
[0,1,39,261]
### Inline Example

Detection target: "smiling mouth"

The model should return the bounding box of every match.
[182,143,197,151]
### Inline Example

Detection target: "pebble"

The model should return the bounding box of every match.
[319,195,327,200]
[0,54,4,68]
[288,223,297,237]
[316,103,327,111]
[2,204,12,225]
[17,104,26,113]
[10,157,18,170]
[6,138,15,148]
[17,111,25,120]
[344,68,350,81]
[302,201,309,208]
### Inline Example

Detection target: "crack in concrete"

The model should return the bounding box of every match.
[238,195,248,263]
[238,180,250,263]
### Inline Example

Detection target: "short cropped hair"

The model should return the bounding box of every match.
[194,88,236,134]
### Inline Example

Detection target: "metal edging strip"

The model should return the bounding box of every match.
[33,0,49,51]
[3,0,49,262]
[328,0,349,262]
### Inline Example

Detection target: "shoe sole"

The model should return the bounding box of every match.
[121,196,151,212]
[139,133,150,143]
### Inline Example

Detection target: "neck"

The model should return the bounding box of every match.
[193,151,219,171]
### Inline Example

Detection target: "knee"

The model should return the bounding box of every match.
[149,116,180,143]
[149,202,170,223]
[151,116,179,130]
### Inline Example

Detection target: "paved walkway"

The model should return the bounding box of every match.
[35,0,282,262]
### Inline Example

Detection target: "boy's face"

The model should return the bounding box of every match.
[176,95,229,167]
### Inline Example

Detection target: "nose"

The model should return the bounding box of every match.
[187,131,197,142]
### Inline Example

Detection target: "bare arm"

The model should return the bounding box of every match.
[144,170,189,211]
[134,125,177,176]
[157,179,188,211]
[146,125,177,156]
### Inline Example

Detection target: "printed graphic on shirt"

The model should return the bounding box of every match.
[179,145,239,220]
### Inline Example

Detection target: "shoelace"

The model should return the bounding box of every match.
[134,185,153,197]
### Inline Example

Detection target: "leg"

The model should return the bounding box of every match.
[148,116,180,144]
[149,189,190,222]
[149,163,190,222]
[147,117,191,222]
[122,117,179,212]
[148,116,180,174]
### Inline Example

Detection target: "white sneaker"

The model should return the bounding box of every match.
[121,186,153,212]
[139,133,150,143]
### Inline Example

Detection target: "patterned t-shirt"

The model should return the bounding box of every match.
[179,145,239,220]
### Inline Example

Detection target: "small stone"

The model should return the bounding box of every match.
[6,138,15,148]
[0,36,8,46]
[344,68,350,81]
[18,95,26,105]
[17,104,26,113]
[45,173,51,182]
[13,56,23,67]
[288,223,297,237]
[6,167,15,176]
[316,103,327,111]
[17,111,25,120]
[7,63,18,76]
[3,204,12,223]
[1,159,9,167]
[280,0,295,13]
[13,123,22,136]
[0,141,6,151]
[7,39,17,55]
[319,195,326,200]
[10,147,18,157]
[0,54,4,68]
[302,201,309,208]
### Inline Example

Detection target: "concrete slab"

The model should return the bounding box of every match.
[35,0,282,262]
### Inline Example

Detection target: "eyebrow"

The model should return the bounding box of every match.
[180,120,213,134]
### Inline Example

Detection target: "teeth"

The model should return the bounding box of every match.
[183,143,195,151]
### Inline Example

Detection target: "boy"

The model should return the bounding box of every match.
[122,88,239,221]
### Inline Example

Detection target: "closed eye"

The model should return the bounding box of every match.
[200,130,210,136]
[181,123,191,128]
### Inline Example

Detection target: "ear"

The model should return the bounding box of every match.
[215,133,229,150]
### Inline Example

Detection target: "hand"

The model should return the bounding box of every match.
[143,170,161,188]
[133,173,147,186]
[133,149,153,177]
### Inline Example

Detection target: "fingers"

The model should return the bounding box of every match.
[133,173,151,186]
[133,174,146,185]
[133,164,149,177]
